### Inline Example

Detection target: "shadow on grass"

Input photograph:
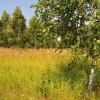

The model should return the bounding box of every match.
[39,56,100,99]
[58,56,91,89]
[94,67,100,94]
[58,56,100,99]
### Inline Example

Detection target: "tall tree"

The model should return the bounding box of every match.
[33,0,100,92]
[0,10,10,47]
[29,16,43,48]
[0,20,2,32]
[11,7,26,47]
[1,10,10,31]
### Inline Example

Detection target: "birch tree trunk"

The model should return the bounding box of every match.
[87,57,96,92]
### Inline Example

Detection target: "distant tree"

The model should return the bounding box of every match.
[1,10,10,31]
[0,10,10,47]
[11,7,26,47]
[20,28,33,48]
[29,16,43,48]
[6,22,16,47]
[0,20,2,32]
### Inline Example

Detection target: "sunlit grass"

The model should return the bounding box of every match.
[0,48,99,100]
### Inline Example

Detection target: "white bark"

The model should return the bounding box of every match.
[87,58,96,92]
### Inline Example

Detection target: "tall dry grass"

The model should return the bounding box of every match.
[0,48,99,100]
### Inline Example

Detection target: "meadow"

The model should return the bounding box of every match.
[0,48,99,100]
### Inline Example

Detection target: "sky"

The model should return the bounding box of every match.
[0,0,38,23]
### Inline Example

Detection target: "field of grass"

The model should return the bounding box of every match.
[0,48,99,100]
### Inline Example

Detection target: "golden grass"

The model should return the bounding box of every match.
[0,48,99,100]
[0,48,72,99]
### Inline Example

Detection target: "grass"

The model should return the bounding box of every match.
[0,48,99,100]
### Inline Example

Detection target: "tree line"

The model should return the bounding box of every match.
[0,0,100,92]
[0,7,59,48]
